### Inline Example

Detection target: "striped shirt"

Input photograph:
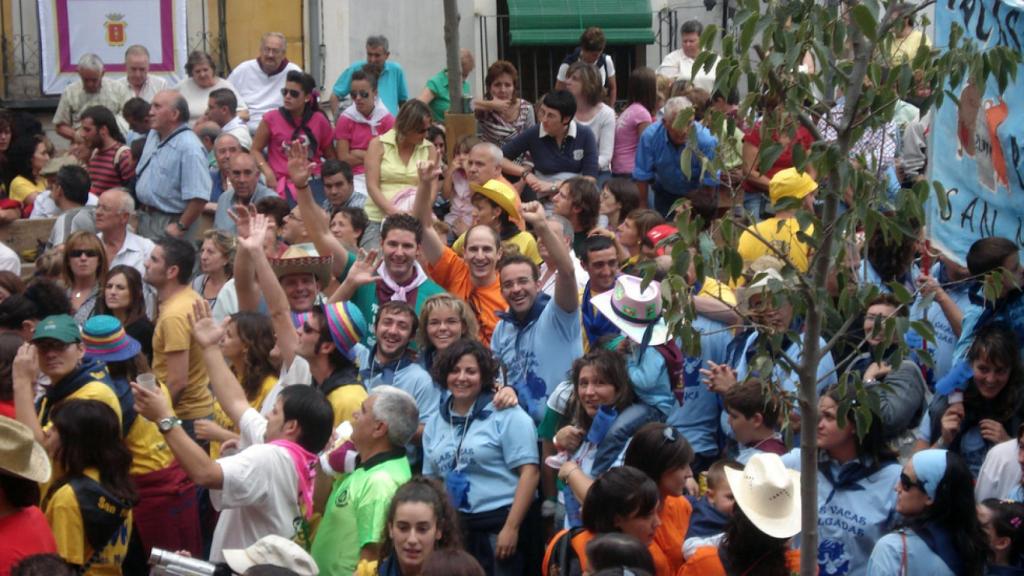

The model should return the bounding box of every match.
[88,144,134,195]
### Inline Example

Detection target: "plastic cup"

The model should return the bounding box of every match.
[137,373,157,391]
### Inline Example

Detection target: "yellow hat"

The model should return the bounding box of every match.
[470,179,524,229]
[768,168,817,206]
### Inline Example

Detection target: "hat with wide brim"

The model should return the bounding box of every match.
[0,416,52,483]
[223,535,319,576]
[591,275,670,347]
[270,244,332,287]
[737,266,786,314]
[724,453,801,539]
[471,179,524,229]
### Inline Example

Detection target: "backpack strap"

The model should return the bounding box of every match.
[112,145,131,182]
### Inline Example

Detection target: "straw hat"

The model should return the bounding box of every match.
[270,244,332,287]
[591,275,670,347]
[0,416,52,483]
[724,453,801,539]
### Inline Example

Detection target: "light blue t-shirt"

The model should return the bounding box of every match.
[627,346,674,418]
[490,296,583,423]
[914,398,990,475]
[422,400,538,514]
[866,530,955,576]
[910,262,977,382]
[356,346,441,425]
[213,183,279,233]
[331,60,409,117]
[721,331,837,440]
[135,126,212,212]
[784,449,901,576]
[667,314,731,456]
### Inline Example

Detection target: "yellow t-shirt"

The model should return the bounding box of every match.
[366,129,433,222]
[699,277,737,306]
[8,175,45,203]
[45,468,133,576]
[38,380,174,476]
[327,384,368,428]
[451,229,543,264]
[737,217,814,273]
[153,289,213,420]
[210,374,278,459]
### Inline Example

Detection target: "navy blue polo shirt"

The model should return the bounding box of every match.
[502,121,599,178]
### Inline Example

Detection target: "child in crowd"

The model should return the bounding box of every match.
[683,459,738,559]
[723,378,786,463]
[441,134,477,237]
[978,499,1024,574]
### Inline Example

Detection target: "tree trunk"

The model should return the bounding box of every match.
[443,0,463,114]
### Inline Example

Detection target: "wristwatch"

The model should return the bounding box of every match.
[157,416,182,433]
[175,221,188,232]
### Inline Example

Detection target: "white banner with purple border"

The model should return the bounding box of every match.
[38,0,187,95]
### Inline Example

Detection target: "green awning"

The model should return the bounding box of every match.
[508,0,655,46]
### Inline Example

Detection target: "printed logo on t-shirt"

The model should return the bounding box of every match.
[573,149,584,161]
[817,539,852,575]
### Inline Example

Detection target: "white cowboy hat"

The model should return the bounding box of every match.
[0,416,51,483]
[223,534,319,575]
[724,452,801,539]
[737,266,786,314]
[591,275,670,347]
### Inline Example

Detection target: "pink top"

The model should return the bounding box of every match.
[611,102,653,175]
[334,113,395,175]
[263,108,335,184]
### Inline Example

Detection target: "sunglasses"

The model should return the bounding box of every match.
[280,88,303,98]
[69,249,99,258]
[899,472,926,492]
[350,90,371,99]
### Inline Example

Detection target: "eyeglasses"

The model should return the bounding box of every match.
[280,88,303,98]
[69,249,99,259]
[350,90,371,99]
[899,472,926,492]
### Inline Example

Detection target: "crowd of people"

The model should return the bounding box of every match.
[0,9,1020,576]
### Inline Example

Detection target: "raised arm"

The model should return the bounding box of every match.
[12,344,45,443]
[191,299,249,425]
[522,201,577,313]
[231,206,260,313]
[288,140,351,277]
[246,214,299,369]
[413,158,446,265]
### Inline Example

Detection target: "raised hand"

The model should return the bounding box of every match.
[287,139,314,188]
[12,343,39,391]
[190,299,226,349]
[346,249,382,288]
[229,204,257,239]
[417,158,442,185]
[239,213,271,254]
[520,201,546,227]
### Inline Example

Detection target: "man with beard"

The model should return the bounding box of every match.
[227,32,301,132]
[356,301,439,459]
[413,160,507,345]
[490,201,582,423]
[79,106,133,196]
[144,236,213,440]
[329,35,408,117]
[287,142,444,335]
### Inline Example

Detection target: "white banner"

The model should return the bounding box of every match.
[38,0,187,95]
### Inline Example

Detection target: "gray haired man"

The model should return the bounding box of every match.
[54,53,130,142]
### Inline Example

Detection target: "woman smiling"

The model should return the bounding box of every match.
[422,339,539,575]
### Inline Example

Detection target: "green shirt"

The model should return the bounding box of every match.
[425,69,471,121]
[311,450,411,576]
[342,252,447,346]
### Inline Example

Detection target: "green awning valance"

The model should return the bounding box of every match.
[508,0,655,46]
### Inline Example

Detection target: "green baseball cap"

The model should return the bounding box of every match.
[32,314,82,343]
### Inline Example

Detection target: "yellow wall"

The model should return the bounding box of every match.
[210,0,304,71]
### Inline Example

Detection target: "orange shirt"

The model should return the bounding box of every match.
[651,495,692,576]
[426,247,507,345]
[677,547,801,576]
